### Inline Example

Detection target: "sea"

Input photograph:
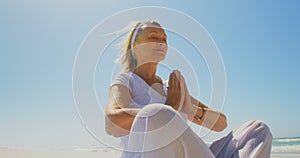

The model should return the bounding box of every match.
[71,137,300,154]
[272,137,300,153]
[1,137,299,157]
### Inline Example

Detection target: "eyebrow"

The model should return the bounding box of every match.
[149,30,158,34]
[148,31,167,37]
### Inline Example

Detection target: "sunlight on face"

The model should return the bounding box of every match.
[132,27,168,65]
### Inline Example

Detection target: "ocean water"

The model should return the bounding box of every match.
[271,137,300,153]
[71,137,300,154]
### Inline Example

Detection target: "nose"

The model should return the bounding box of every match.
[157,43,165,50]
[157,43,167,52]
[159,42,167,47]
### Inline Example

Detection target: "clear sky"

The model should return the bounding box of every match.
[0,0,299,148]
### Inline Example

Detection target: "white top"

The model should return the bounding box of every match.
[111,72,169,157]
[111,72,168,108]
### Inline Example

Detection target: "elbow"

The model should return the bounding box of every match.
[105,113,128,137]
[105,126,122,138]
[105,125,114,136]
[105,119,115,137]
[105,113,118,137]
[213,121,227,132]
[104,113,113,135]
[213,114,227,132]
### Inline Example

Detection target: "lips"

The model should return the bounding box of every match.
[153,49,166,54]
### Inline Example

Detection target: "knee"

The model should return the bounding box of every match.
[137,103,177,119]
[251,120,273,141]
[137,103,184,130]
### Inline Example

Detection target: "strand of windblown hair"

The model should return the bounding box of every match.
[130,23,143,59]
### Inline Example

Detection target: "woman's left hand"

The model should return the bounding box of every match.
[176,72,199,116]
[176,71,227,131]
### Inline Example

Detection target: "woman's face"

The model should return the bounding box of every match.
[133,26,168,66]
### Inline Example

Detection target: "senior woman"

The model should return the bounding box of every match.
[105,20,272,158]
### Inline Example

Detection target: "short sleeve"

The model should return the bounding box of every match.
[111,72,133,92]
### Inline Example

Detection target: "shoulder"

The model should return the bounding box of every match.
[111,72,132,85]
[111,72,136,93]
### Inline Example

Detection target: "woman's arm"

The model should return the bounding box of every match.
[188,96,227,132]
[105,84,140,137]
[176,72,227,132]
[105,71,185,137]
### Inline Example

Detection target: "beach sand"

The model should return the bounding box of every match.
[0,148,121,158]
[1,148,300,158]
[271,152,300,158]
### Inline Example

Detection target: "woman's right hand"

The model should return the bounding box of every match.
[165,70,185,110]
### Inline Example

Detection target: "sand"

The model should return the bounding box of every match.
[0,148,121,158]
[1,148,299,158]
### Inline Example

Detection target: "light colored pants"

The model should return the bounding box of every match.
[122,104,272,158]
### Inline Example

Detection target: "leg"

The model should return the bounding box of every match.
[126,103,214,158]
[210,120,273,158]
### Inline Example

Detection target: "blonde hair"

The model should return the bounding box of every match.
[115,20,162,72]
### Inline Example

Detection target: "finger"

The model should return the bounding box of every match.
[168,71,174,88]
[179,74,186,105]
[170,71,175,88]
[178,74,185,89]
[174,70,181,88]
[177,70,181,88]
[173,71,178,88]
[181,75,186,91]
[179,74,185,91]
[168,72,172,89]
[174,70,178,88]
[179,74,188,102]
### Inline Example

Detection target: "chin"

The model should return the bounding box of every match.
[156,57,165,63]
[146,58,165,64]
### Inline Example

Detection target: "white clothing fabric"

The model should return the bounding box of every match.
[111,72,273,158]
[111,72,168,108]
[209,120,273,158]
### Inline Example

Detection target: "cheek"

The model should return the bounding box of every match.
[136,43,155,54]
[164,45,168,53]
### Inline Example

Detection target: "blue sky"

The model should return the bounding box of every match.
[0,0,299,148]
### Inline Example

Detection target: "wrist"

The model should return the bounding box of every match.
[165,102,179,110]
[194,107,205,120]
[186,105,197,117]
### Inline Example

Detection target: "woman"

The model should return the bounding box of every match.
[105,20,272,158]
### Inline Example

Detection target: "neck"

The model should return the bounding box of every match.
[133,63,158,80]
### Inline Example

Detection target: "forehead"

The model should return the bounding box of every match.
[141,27,167,37]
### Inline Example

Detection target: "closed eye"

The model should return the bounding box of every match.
[148,36,167,43]
[149,36,159,40]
